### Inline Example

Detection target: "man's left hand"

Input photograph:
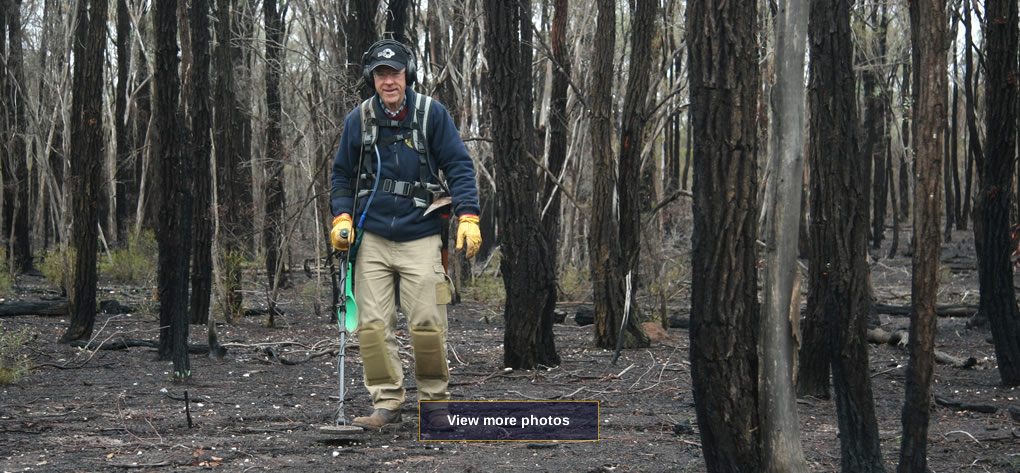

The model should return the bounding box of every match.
[456,215,482,259]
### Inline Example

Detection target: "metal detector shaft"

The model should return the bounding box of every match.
[333,251,352,426]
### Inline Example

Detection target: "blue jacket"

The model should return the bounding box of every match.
[330,89,480,242]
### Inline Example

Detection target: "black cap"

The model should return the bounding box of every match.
[366,43,409,74]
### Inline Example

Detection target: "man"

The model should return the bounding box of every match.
[330,39,482,431]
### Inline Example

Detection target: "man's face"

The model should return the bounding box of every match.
[372,66,407,112]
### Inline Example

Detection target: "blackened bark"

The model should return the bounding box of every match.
[978,0,1020,385]
[540,0,568,271]
[600,0,654,351]
[188,0,213,325]
[154,0,191,380]
[263,0,287,321]
[115,0,133,243]
[61,0,107,343]
[213,0,250,322]
[344,0,379,100]
[899,1,947,470]
[952,56,963,230]
[963,0,980,243]
[482,0,559,369]
[805,0,885,470]
[900,63,912,223]
[4,0,30,272]
[687,0,761,470]
[132,0,150,232]
[384,0,409,44]
[865,5,888,249]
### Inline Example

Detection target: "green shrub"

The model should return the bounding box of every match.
[100,231,157,284]
[0,266,15,298]
[38,246,74,295]
[461,272,506,305]
[558,263,591,302]
[0,322,32,384]
[216,248,247,323]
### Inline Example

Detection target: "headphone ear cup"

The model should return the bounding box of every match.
[405,55,416,85]
[362,46,374,85]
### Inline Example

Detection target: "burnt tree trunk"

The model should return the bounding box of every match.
[213,0,251,323]
[263,0,287,323]
[805,0,886,470]
[384,0,409,44]
[154,0,192,380]
[3,0,31,273]
[687,0,762,469]
[343,0,379,100]
[899,1,947,470]
[540,0,569,280]
[865,4,888,249]
[978,0,1020,385]
[132,0,150,233]
[964,0,981,245]
[483,0,559,369]
[61,0,107,343]
[589,0,651,351]
[188,0,213,325]
[114,0,133,243]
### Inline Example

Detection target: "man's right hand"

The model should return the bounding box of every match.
[331,214,354,251]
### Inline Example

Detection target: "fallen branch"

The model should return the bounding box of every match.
[867,328,979,369]
[874,303,978,318]
[0,300,69,317]
[935,394,997,414]
[69,338,212,354]
[262,346,335,365]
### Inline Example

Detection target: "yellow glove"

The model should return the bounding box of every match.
[456,214,482,259]
[330,214,354,251]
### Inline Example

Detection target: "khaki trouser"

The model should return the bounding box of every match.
[354,231,452,411]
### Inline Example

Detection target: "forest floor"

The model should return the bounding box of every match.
[1,228,1019,472]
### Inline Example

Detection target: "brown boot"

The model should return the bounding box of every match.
[352,408,402,430]
[422,406,454,432]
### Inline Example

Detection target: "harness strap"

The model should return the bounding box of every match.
[355,92,444,210]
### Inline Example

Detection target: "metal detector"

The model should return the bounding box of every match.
[320,249,363,434]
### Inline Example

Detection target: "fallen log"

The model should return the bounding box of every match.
[874,303,978,318]
[0,300,69,317]
[867,327,978,368]
[934,394,997,414]
[70,338,212,354]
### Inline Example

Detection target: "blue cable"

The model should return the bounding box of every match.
[357,145,383,229]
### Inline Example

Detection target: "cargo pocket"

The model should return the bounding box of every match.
[434,264,453,305]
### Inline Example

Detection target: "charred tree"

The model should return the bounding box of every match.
[482,0,559,369]
[899,1,947,470]
[384,0,409,44]
[3,0,31,273]
[588,0,651,352]
[978,0,1020,385]
[687,0,762,469]
[188,0,213,325]
[154,0,192,379]
[344,0,379,100]
[61,0,108,343]
[114,0,134,243]
[540,0,569,277]
[803,0,886,470]
[132,0,151,233]
[263,0,287,323]
[864,4,889,249]
[213,0,252,323]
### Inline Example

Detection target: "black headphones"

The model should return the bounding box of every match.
[362,39,417,86]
